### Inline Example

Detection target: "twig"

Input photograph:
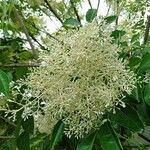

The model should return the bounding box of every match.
[44,0,63,24]
[0,136,15,140]
[87,0,92,9]
[96,0,100,14]
[70,0,82,26]
[29,34,47,50]
[125,144,150,148]
[115,0,119,29]
[12,7,38,58]
[138,133,150,143]
[0,115,16,127]
[143,15,150,45]
[45,31,64,44]
[27,22,63,44]
[106,3,111,16]
[0,63,40,67]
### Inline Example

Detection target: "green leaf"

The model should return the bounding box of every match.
[142,46,150,55]
[110,30,126,39]
[104,15,117,24]
[138,54,150,74]
[130,84,143,102]
[22,116,34,134]
[137,104,150,125]
[49,121,64,150]
[86,9,97,23]
[128,56,141,69]
[131,33,140,43]
[63,18,80,28]
[144,83,150,105]
[0,69,10,96]
[97,122,123,150]
[77,132,96,150]
[19,51,33,60]
[111,106,144,132]
[15,67,29,80]
[17,131,30,150]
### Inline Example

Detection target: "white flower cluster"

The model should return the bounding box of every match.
[10,20,136,138]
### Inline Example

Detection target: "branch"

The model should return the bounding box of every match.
[29,34,47,50]
[97,0,100,14]
[115,0,119,29]
[26,21,64,44]
[125,144,150,148]
[87,0,92,9]
[106,3,111,16]
[143,15,150,45]
[0,115,16,127]
[70,0,82,26]
[0,63,40,67]
[12,7,38,58]
[44,31,64,44]
[44,0,63,24]
[0,136,15,140]
[138,133,150,143]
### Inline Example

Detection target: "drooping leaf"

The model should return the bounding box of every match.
[17,131,30,150]
[0,69,10,96]
[86,9,97,23]
[22,116,34,134]
[138,53,150,74]
[97,121,123,150]
[49,121,64,150]
[63,18,80,28]
[111,106,144,132]
[104,15,117,24]
[77,132,96,150]
[144,83,150,106]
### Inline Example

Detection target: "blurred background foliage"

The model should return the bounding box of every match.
[0,0,150,149]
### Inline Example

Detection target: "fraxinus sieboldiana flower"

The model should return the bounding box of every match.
[10,20,136,138]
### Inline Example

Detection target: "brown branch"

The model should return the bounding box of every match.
[12,7,38,58]
[0,63,40,67]
[143,15,150,45]
[44,0,63,24]
[70,0,82,27]
[87,0,92,9]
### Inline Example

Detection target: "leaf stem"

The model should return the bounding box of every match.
[143,15,150,45]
